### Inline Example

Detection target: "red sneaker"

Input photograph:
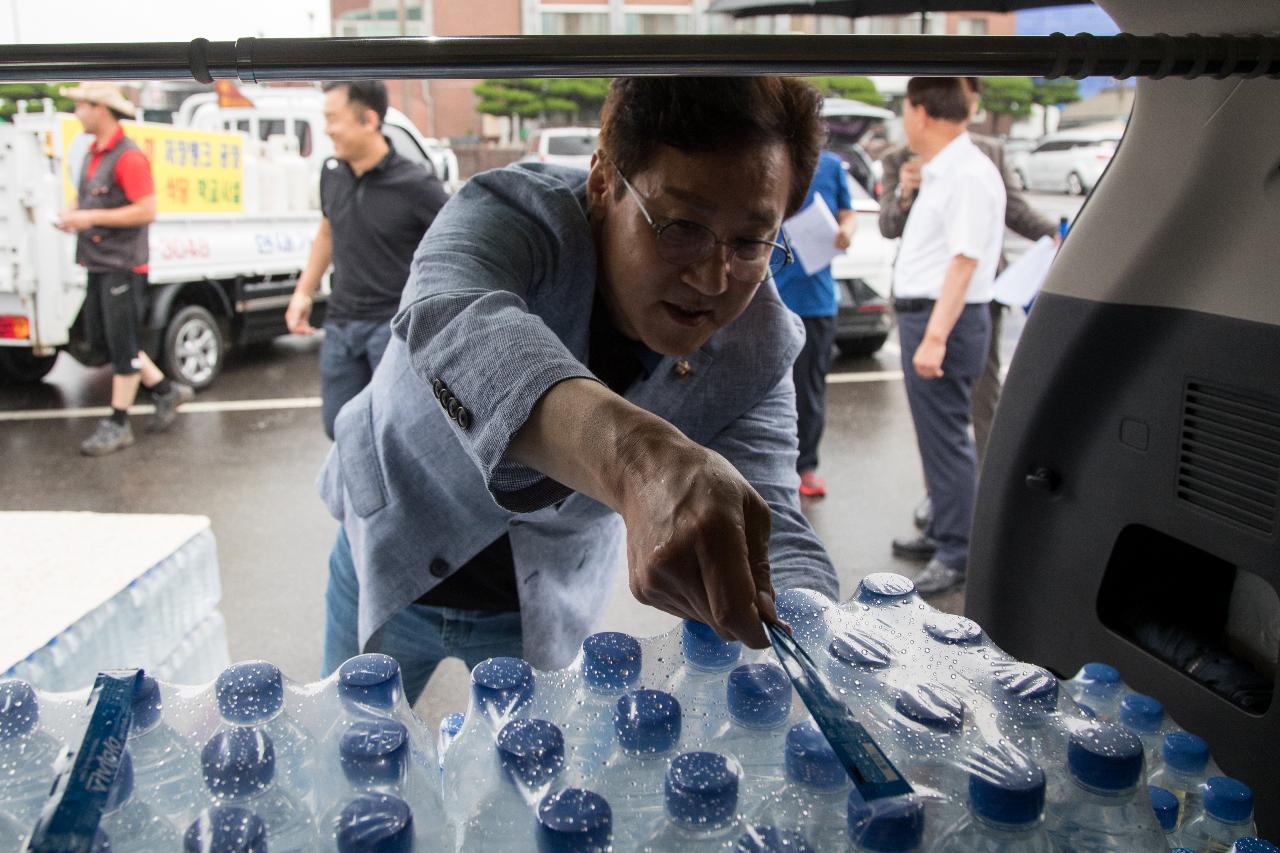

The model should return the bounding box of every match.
[799,469,827,498]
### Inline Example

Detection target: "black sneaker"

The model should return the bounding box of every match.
[149,382,194,432]
[913,559,966,596]
[80,419,135,456]
[891,534,940,561]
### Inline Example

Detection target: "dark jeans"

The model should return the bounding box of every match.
[897,303,991,573]
[319,318,393,440]
[793,314,837,473]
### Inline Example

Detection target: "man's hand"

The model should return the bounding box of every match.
[898,158,922,200]
[55,209,96,233]
[285,292,316,335]
[913,335,946,379]
[617,425,783,649]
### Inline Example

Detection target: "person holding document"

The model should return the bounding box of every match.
[772,151,858,498]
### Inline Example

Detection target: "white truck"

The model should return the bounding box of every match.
[0,86,453,388]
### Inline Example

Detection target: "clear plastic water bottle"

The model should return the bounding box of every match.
[929,744,1054,852]
[184,805,269,853]
[438,712,465,781]
[1044,723,1167,851]
[0,678,62,825]
[536,787,612,853]
[442,657,537,820]
[990,663,1067,797]
[1150,784,1183,849]
[1065,663,1124,721]
[921,614,992,680]
[1180,776,1257,853]
[887,683,968,831]
[563,632,643,782]
[336,654,406,717]
[847,790,926,853]
[334,793,415,853]
[201,727,317,852]
[597,689,682,848]
[751,720,849,850]
[1118,693,1167,767]
[775,588,837,654]
[126,674,205,827]
[735,824,815,852]
[1230,839,1280,853]
[456,717,567,851]
[665,621,742,747]
[640,751,744,852]
[712,663,794,811]
[852,573,922,639]
[1150,731,1212,826]
[215,661,316,799]
[317,718,417,847]
[826,626,895,706]
[99,749,182,851]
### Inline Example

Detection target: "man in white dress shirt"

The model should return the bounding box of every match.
[890,77,1007,596]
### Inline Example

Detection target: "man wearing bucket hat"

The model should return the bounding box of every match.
[56,83,194,456]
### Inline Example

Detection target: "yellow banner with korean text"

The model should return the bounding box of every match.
[60,117,246,214]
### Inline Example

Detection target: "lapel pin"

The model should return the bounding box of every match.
[673,359,693,378]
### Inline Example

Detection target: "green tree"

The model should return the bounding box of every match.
[0,83,74,122]
[1032,77,1081,134]
[474,78,611,124]
[805,76,883,107]
[979,76,1035,125]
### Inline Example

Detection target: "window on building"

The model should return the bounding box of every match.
[814,16,854,35]
[540,11,610,36]
[706,13,785,34]
[624,12,692,35]
[337,2,426,37]
[956,18,989,35]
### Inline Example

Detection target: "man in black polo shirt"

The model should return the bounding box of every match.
[286,81,449,439]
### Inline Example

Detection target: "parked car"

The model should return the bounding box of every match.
[522,127,599,170]
[830,171,895,358]
[1016,123,1125,195]
[821,97,895,198]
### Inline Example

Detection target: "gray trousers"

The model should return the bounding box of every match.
[898,303,991,572]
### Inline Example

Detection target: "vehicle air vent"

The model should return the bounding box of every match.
[1178,382,1280,537]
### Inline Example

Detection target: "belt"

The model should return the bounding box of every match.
[893,298,936,313]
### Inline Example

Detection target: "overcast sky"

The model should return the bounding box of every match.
[0,0,331,43]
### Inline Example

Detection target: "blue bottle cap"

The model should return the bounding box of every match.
[1231,840,1280,853]
[894,683,965,732]
[1161,731,1210,774]
[785,721,846,790]
[1066,723,1144,792]
[967,746,1045,826]
[201,728,275,799]
[727,664,792,728]
[829,629,893,671]
[130,674,163,734]
[1119,693,1164,733]
[614,690,681,756]
[536,787,612,852]
[215,661,284,725]
[440,712,465,739]
[0,679,39,739]
[497,718,565,788]
[855,573,916,604]
[1079,663,1121,695]
[582,632,642,693]
[471,657,535,718]
[923,614,984,645]
[1149,785,1180,832]
[847,790,925,852]
[336,793,414,853]
[993,663,1059,722]
[338,654,404,711]
[682,620,742,671]
[183,806,269,853]
[735,825,814,852]
[340,719,409,787]
[1204,776,1254,824]
[104,749,134,813]
[664,751,739,828]
[775,588,831,632]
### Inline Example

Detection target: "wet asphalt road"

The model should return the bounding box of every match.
[0,191,1082,728]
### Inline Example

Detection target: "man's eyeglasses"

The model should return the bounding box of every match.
[610,160,792,286]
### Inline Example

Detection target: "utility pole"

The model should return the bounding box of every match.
[397,0,412,116]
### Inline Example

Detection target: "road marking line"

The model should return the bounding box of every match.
[827,370,904,384]
[0,397,322,423]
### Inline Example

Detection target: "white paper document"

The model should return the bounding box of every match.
[993,236,1058,307]
[782,195,842,276]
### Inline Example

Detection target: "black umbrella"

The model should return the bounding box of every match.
[707,0,1091,32]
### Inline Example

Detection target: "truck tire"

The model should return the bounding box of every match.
[0,348,58,384]
[162,304,223,390]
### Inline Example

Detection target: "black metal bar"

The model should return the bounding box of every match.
[0,33,1277,83]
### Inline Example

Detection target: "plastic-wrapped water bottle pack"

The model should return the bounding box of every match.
[0,572,1272,851]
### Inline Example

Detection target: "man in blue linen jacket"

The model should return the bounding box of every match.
[319,77,841,700]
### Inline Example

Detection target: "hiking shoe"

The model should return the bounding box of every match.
[149,382,194,432]
[80,419,134,456]
[799,469,827,498]
[914,559,966,596]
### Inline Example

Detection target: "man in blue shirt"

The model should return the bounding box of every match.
[773,151,858,498]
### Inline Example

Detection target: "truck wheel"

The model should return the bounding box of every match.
[0,348,58,384]
[163,304,223,390]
